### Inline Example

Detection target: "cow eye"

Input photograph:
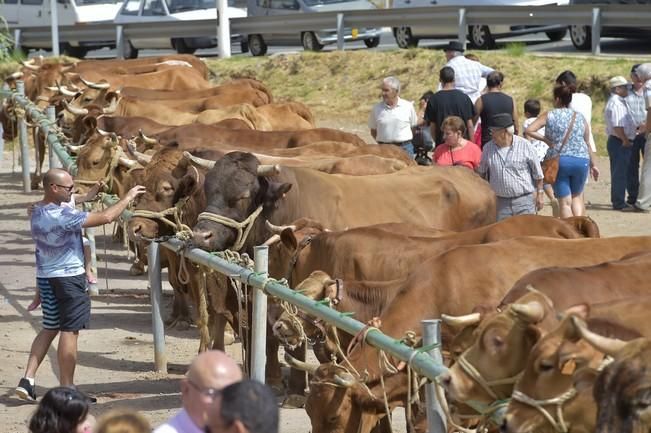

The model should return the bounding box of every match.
[91,159,101,166]
[539,360,554,372]
[327,415,338,425]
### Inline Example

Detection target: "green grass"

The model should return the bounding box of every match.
[505,42,526,57]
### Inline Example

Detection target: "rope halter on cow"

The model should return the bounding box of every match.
[197,205,264,252]
[130,197,194,241]
[510,388,577,433]
[74,141,126,192]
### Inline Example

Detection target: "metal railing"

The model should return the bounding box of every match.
[1,84,450,432]
[7,4,651,57]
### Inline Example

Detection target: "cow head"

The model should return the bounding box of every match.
[75,130,137,195]
[503,313,601,433]
[128,149,206,241]
[440,292,552,411]
[191,152,289,252]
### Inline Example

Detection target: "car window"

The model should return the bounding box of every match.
[4,0,18,4]
[165,0,213,12]
[21,0,44,4]
[269,0,298,8]
[142,0,167,15]
[121,0,141,14]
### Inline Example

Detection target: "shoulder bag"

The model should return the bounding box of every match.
[541,111,576,185]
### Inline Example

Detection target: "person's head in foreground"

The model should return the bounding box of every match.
[205,379,279,433]
[29,387,92,433]
[94,410,151,433]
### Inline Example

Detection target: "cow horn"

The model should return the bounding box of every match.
[118,155,138,168]
[63,100,88,116]
[66,143,85,153]
[21,60,40,71]
[9,71,24,79]
[79,76,110,90]
[441,312,482,329]
[126,140,152,166]
[262,234,281,246]
[103,96,119,114]
[183,151,216,169]
[138,129,158,145]
[510,301,545,324]
[257,164,281,176]
[571,316,627,356]
[333,372,357,388]
[265,220,296,234]
[56,81,78,97]
[283,353,318,374]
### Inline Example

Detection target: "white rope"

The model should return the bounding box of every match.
[197,205,263,251]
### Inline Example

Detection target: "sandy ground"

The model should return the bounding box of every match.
[0,140,648,432]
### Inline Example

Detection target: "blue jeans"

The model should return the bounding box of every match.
[627,133,646,204]
[400,141,415,159]
[607,135,633,209]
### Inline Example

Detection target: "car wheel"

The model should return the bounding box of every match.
[122,40,139,59]
[248,34,267,56]
[545,29,567,42]
[363,37,380,48]
[173,38,197,55]
[468,25,495,50]
[394,27,418,49]
[570,25,591,50]
[61,43,87,58]
[302,31,323,52]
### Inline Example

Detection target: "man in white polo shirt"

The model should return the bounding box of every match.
[631,63,651,212]
[369,76,418,159]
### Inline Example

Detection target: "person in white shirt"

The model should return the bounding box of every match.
[555,70,597,153]
[369,76,418,159]
[631,62,651,212]
[443,40,494,104]
[604,76,637,211]
[154,350,243,433]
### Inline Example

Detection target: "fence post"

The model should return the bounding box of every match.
[251,245,269,382]
[50,0,60,56]
[46,106,62,169]
[116,25,125,60]
[217,0,232,58]
[336,13,345,51]
[16,81,31,193]
[14,29,21,53]
[591,7,601,56]
[148,241,167,373]
[422,319,446,433]
[457,8,467,50]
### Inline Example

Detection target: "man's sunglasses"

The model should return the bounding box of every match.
[53,184,75,192]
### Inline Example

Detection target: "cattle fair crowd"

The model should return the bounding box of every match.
[1,46,651,433]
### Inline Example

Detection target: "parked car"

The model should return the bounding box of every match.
[245,0,382,56]
[391,0,570,50]
[1,0,121,57]
[114,0,247,58]
[568,0,651,50]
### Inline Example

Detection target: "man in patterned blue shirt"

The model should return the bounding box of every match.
[16,168,145,402]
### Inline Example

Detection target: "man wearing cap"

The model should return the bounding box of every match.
[442,40,494,103]
[626,64,647,206]
[369,76,418,159]
[478,113,544,221]
[605,75,637,210]
[631,63,651,212]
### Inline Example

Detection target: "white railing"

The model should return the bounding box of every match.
[7,4,651,57]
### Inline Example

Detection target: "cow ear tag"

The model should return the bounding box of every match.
[560,358,576,375]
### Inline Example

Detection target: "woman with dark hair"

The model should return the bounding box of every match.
[525,84,600,218]
[433,115,482,170]
[555,70,596,152]
[29,387,91,433]
[474,70,518,148]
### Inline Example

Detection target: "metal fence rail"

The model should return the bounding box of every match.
[8,4,651,57]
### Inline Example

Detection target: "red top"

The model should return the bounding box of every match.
[434,141,482,170]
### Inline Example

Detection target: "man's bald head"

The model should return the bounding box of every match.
[187,350,243,390]
[42,168,71,188]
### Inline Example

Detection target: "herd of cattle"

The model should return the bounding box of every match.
[3,54,651,433]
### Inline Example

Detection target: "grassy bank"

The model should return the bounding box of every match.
[207,49,638,154]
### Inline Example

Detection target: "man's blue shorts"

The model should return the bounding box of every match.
[553,156,589,198]
[37,277,59,330]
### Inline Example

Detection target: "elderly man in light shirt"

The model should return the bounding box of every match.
[443,40,494,103]
[631,62,651,212]
[154,350,243,433]
[369,76,418,159]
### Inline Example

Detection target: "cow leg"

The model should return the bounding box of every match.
[281,343,308,408]
[31,129,45,190]
[265,328,284,392]
[164,251,193,330]
[371,416,392,433]
[129,240,149,276]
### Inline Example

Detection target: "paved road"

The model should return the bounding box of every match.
[27,29,651,60]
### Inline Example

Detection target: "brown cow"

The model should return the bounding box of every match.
[65,67,211,91]
[296,237,651,433]
[440,252,651,422]
[119,78,271,101]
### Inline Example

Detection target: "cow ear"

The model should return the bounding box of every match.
[263,181,292,207]
[280,228,298,251]
[82,116,97,133]
[177,168,203,198]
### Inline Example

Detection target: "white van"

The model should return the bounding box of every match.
[0,0,122,57]
[114,0,247,58]
[391,0,569,50]
[245,0,382,56]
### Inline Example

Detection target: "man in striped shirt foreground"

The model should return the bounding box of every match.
[477,113,544,221]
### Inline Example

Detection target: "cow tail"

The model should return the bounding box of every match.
[197,268,211,352]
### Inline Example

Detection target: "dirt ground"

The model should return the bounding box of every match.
[0,134,648,432]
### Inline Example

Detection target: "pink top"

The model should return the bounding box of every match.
[434,141,482,170]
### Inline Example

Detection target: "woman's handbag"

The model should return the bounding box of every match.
[541,112,576,184]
